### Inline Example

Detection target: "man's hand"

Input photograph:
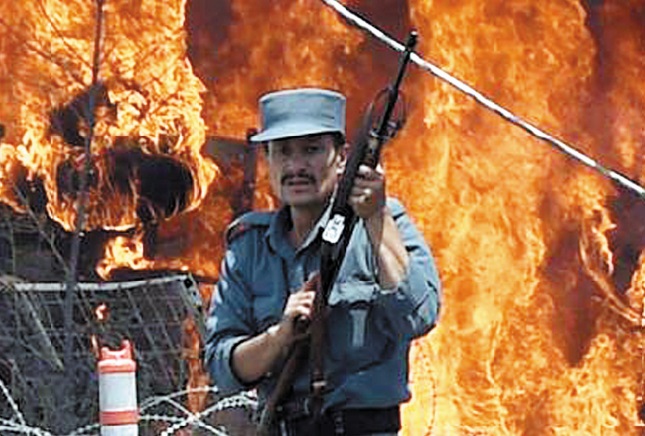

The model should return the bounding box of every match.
[348,164,386,220]
[346,164,410,289]
[273,273,320,345]
[231,273,320,383]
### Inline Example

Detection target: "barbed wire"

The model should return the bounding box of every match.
[155,398,255,436]
[321,0,645,200]
[0,423,53,436]
[0,377,26,427]
[1,382,258,436]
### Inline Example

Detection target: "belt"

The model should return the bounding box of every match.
[276,402,400,436]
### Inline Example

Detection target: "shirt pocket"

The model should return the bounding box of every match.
[327,281,395,370]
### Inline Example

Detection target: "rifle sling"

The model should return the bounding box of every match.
[308,279,327,420]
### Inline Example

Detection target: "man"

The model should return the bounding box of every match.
[205,88,441,435]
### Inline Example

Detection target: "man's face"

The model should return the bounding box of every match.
[266,133,345,209]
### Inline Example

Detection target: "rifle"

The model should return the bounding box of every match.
[257,30,418,435]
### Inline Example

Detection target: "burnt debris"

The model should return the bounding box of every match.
[55,141,194,225]
[106,144,194,224]
[49,82,117,148]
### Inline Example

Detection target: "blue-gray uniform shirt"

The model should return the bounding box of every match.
[205,197,441,411]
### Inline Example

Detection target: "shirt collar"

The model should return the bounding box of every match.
[265,202,332,257]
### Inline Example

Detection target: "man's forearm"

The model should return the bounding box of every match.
[365,206,410,289]
[231,323,291,383]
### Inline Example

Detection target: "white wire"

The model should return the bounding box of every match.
[0,419,54,436]
[0,378,27,426]
[321,0,645,199]
[1,385,257,436]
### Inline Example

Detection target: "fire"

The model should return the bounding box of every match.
[0,0,217,232]
[90,303,109,357]
[95,302,109,322]
[99,0,371,276]
[397,0,645,434]
[97,234,155,277]
[4,0,645,434]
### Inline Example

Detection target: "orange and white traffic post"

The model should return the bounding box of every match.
[98,339,139,435]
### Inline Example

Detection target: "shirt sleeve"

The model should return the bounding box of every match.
[204,240,256,395]
[374,198,442,339]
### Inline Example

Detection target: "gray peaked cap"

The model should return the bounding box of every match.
[250,88,346,142]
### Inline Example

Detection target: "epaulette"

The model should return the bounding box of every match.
[225,211,273,244]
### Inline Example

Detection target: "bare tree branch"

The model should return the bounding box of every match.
[60,0,106,431]
[0,15,87,87]
[35,0,95,73]
[10,186,70,277]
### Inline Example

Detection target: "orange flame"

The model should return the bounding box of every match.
[398,1,645,434]
[0,0,217,232]
[95,302,109,322]
[90,303,109,357]
[99,0,370,276]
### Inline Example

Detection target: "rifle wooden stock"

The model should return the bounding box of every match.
[257,273,321,435]
[256,341,307,435]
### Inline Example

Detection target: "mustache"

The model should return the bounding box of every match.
[281,171,315,185]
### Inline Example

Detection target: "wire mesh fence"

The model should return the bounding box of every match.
[0,274,258,435]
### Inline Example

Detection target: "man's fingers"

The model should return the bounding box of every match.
[297,290,316,303]
[284,275,319,333]
[350,185,376,204]
[285,291,315,317]
[351,185,373,197]
[357,164,383,180]
[296,299,314,314]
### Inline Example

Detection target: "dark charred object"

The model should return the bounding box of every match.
[106,145,194,224]
[55,143,194,225]
[56,157,99,200]
[14,167,47,214]
[49,82,117,148]
[204,133,257,218]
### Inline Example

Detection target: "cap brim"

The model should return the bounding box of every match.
[250,121,341,143]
